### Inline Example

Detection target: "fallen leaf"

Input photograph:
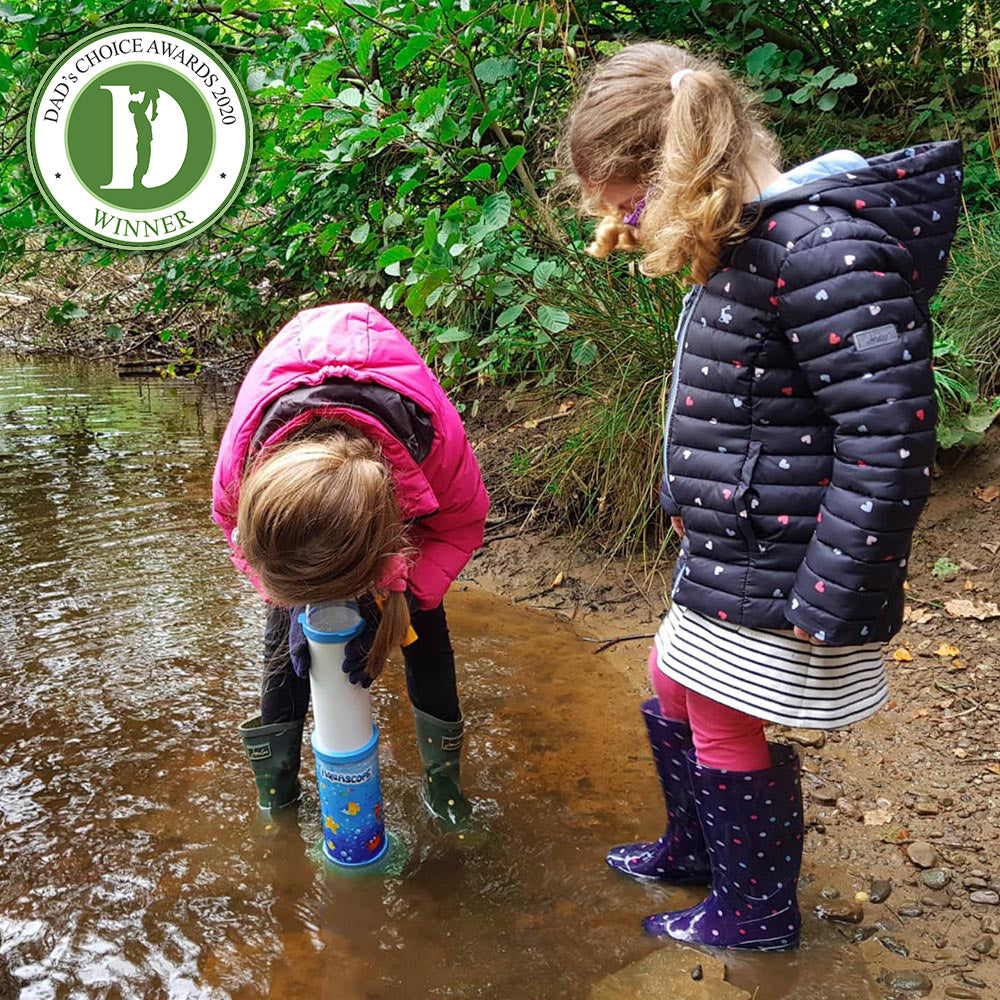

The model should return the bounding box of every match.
[932,556,960,580]
[944,598,1000,620]
[949,659,968,671]
[975,484,1000,503]
[987,764,1000,776]
[903,605,934,625]
[954,747,969,759]
[911,707,930,719]
[864,805,894,826]
[551,570,565,588]
[935,642,961,657]
[981,541,1000,555]
[959,560,979,572]
[893,647,914,662]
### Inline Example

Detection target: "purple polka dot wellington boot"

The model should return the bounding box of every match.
[643,742,804,951]
[605,700,711,885]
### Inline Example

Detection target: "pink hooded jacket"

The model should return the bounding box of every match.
[212,303,490,610]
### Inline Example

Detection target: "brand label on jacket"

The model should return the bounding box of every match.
[852,324,899,351]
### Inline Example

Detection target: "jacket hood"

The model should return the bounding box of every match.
[756,140,963,306]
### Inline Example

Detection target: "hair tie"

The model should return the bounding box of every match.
[376,553,408,593]
[670,68,695,94]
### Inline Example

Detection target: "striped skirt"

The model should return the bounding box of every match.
[654,602,888,729]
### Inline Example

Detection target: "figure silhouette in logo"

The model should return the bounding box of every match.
[127,85,160,189]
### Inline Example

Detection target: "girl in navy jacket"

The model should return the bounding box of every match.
[563,43,960,950]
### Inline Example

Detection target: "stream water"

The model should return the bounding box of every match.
[0,357,881,999]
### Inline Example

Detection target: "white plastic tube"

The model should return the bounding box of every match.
[300,602,373,755]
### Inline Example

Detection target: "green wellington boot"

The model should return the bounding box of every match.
[239,716,304,812]
[412,706,473,830]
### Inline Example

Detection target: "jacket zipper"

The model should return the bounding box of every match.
[661,285,705,502]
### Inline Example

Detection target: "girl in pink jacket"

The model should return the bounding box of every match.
[212,302,490,828]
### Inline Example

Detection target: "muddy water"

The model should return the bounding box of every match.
[0,357,880,999]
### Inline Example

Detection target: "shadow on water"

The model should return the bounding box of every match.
[0,358,880,999]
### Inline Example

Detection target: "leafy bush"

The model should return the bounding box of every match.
[1,0,999,548]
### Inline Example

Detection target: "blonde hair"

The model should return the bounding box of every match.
[563,43,780,285]
[237,425,412,683]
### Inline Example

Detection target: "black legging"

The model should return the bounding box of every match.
[260,602,461,725]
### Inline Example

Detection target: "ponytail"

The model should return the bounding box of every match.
[562,43,779,283]
[365,587,412,683]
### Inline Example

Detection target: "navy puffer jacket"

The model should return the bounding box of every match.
[663,140,961,645]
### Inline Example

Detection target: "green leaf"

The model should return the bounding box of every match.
[812,65,837,86]
[379,245,414,269]
[762,87,784,103]
[817,91,838,112]
[499,144,526,182]
[105,324,124,342]
[337,87,363,108]
[435,326,471,343]
[395,34,435,70]
[789,85,813,104]
[474,57,516,83]
[932,556,960,580]
[356,27,375,71]
[571,337,598,366]
[0,3,35,22]
[463,163,493,181]
[537,305,570,333]
[828,71,858,90]
[480,192,512,232]
[746,42,779,76]
[350,222,370,243]
[532,260,557,288]
[497,302,525,326]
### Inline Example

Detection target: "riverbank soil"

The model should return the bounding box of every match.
[469,411,1000,999]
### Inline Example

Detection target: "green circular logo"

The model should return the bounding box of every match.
[26,25,252,249]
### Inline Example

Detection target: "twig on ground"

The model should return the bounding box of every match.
[581,632,656,654]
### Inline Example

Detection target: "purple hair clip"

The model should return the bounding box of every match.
[624,197,646,228]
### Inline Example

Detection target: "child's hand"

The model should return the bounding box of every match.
[793,626,825,645]
[671,516,685,538]
[343,593,381,687]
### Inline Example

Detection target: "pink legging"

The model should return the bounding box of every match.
[648,648,771,771]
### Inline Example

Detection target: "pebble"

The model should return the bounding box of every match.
[820,886,840,899]
[690,964,703,981]
[784,727,826,748]
[981,915,1000,934]
[855,891,870,904]
[907,841,937,869]
[915,800,941,815]
[921,868,951,890]
[972,934,993,954]
[964,876,989,890]
[962,975,987,988]
[811,783,840,806]
[970,890,1000,905]
[898,903,924,918]
[870,879,893,904]
[878,933,910,956]
[815,899,864,923]
[836,796,859,818]
[883,970,933,994]
[851,925,878,943]
[944,989,982,999]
